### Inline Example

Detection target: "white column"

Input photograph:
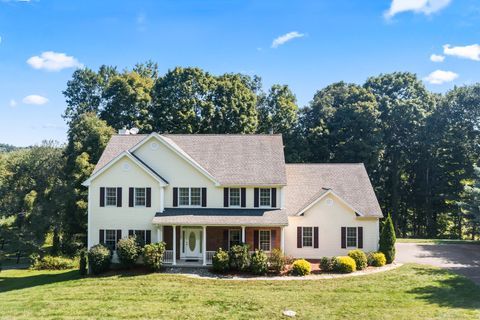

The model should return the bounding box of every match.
[172,225,176,265]
[157,227,161,243]
[241,226,246,243]
[159,186,165,213]
[161,225,164,242]
[281,226,285,253]
[202,226,207,266]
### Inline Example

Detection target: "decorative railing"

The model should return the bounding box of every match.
[206,251,215,265]
[163,250,173,264]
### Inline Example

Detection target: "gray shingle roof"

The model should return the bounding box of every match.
[284,164,383,218]
[152,208,288,226]
[93,134,146,174]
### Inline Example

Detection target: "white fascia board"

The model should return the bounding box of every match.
[296,189,365,217]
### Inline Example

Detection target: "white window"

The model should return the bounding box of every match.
[259,188,271,207]
[131,230,148,245]
[229,188,240,207]
[105,229,117,251]
[178,187,202,206]
[105,188,117,206]
[302,227,313,247]
[135,188,146,206]
[347,227,357,248]
[259,230,271,251]
[229,229,241,248]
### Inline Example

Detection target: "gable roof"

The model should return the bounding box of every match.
[284,164,383,218]
[92,134,287,186]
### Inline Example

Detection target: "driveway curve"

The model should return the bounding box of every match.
[396,243,480,285]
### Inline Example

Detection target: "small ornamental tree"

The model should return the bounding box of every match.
[379,214,396,264]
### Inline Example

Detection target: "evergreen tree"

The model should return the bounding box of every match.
[379,214,396,264]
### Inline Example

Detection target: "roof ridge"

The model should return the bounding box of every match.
[286,163,364,166]
[163,133,283,136]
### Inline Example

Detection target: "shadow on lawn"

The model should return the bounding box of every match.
[0,269,80,293]
[408,266,480,310]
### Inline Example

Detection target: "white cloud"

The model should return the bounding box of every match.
[443,44,480,61]
[430,54,445,62]
[27,51,83,71]
[424,70,458,84]
[9,99,17,107]
[271,31,305,48]
[22,95,49,105]
[384,0,451,18]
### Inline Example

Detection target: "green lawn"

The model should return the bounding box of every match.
[397,238,480,245]
[0,264,479,319]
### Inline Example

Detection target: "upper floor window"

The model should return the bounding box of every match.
[346,227,357,248]
[229,188,240,207]
[302,227,313,247]
[179,187,201,206]
[105,187,117,206]
[259,188,271,207]
[135,188,146,206]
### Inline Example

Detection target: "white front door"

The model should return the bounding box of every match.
[183,228,202,258]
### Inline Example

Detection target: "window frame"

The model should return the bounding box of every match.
[105,229,117,251]
[302,227,313,247]
[228,229,242,249]
[178,187,202,207]
[259,188,271,207]
[105,187,117,207]
[134,187,146,207]
[346,227,357,248]
[259,230,271,252]
[190,187,201,206]
[229,188,241,207]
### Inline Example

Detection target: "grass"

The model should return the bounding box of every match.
[0,264,479,319]
[397,238,480,245]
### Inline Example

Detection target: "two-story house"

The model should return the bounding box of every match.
[83,132,383,266]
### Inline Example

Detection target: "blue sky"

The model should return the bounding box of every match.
[1,0,480,146]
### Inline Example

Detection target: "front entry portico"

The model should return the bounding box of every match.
[181,227,203,260]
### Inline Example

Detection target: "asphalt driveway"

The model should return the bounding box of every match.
[396,243,480,285]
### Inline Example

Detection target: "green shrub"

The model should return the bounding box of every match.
[212,248,229,273]
[250,250,268,275]
[79,249,87,276]
[88,244,111,275]
[143,242,166,272]
[291,259,311,276]
[334,256,356,273]
[31,255,78,270]
[319,256,335,272]
[116,237,141,267]
[367,252,386,267]
[268,248,286,274]
[228,244,250,271]
[348,249,368,270]
[379,214,396,264]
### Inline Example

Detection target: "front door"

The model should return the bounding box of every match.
[183,228,202,258]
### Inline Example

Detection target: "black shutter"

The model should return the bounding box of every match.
[117,187,122,207]
[116,229,122,244]
[358,227,363,249]
[173,188,178,207]
[241,188,246,207]
[223,188,229,207]
[202,188,207,207]
[253,230,259,250]
[99,229,105,244]
[341,227,346,249]
[146,187,151,207]
[314,227,319,248]
[271,229,276,250]
[146,230,151,244]
[271,188,277,207]
[128,230,134,237]
[129,188,134,207]
[100,187,105,207]
[254,188,259,208]
[297,227,302,248]
[223,229,229,249]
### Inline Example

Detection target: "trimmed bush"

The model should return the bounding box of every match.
[379,214,396,264]
[88,244,111,275]
[319,256,335,272]
[31,255,78,270]
[212,248,229,273]
[228,244,250,271]
[367,252,386,267]
[348,249,368,270]
[291,259,311,276]
[79,249,87,276]
[116,237,141,267]
[334,256,356,273]
[268,248,286,274]
[143,242,166,272]
[250,250,268,275]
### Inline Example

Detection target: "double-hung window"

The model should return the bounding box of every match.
[133,230,146,246]
[346,227,357,248]
[135,188,146,206]
[259,188,271,207]
[105,187,117,206]
[302,227,313,247]
[259,230,271,251]
[229,188,240,207]
[105,229,117,251]
[229,229,241,248]
[178,187,201,206]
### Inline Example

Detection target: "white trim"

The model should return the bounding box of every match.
[172,225,176,265]
[259,188,272,208]
[228,187,241,208]
[301,226,313,248]
[202,226,207,266]
[296,189,365,217]
[280,227,285,253]
[82,151,168,187]
[87,185,92,249]
[241,226,246,243]
[104,187,118,207]
[345,226,358,248]
[177,187,203,207]
[159,186,165,212]
[259,230,271,251]
[134,187,147,207]
[129,133,220,186]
